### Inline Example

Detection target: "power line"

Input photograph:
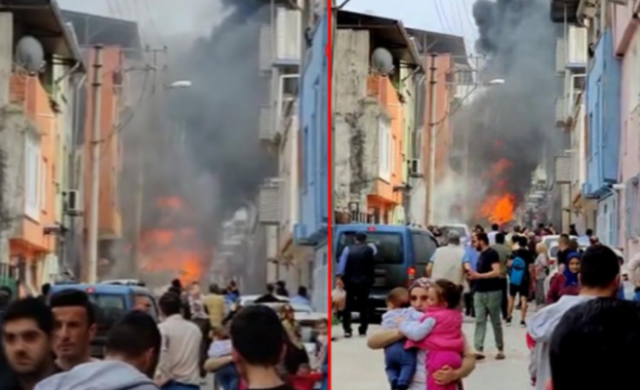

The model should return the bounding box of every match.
[434,0,454,33]
[141,0,166,47]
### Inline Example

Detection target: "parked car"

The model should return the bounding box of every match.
[49,283,159,358]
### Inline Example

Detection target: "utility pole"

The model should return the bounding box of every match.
[426,53,438,225]
[133,47,166,273]
[87,45,103,284]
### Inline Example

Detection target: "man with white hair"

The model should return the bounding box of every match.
[427,230,466,287]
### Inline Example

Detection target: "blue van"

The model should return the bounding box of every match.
[49,283,159,358]
[334,224,439,315]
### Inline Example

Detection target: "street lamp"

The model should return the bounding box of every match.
[167,80,192,89]
[486,78,506,86]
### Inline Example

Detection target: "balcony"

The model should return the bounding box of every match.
[9,74,52,121]
[258,181,281,225]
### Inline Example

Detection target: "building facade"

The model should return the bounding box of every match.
[0,4,84,294]
[295,11,329,311]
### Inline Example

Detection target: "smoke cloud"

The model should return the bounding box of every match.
[451,0,560,218]
[107,0,271,282]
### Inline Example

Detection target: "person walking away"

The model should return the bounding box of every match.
[207,326,239,390]
[39,284,51,304]
[276,281,289,297]
[230,305,296,390]
[527,245,620,390]
[35,311,161,390]
[1,298,60,390]
[49,290,98,371]
[491,233,512,320]
[380,287,432,390]
[462,237,480,318]
[186,282,210,379]
[533,243,549,308]
[225,281,240,304]
[156,293,202,390]
[555,235,571,272]
[255,284,283,304]
[546,253,580,304]
[568,224,579,236]
[466,233,505,360]
[336,232,375,338]
[406,280,465,390]
[290,287,311,307]
[487,224,499,246]
[548,299,640,390]
[506,236,534,327]
[427,231,466,287]
[204,284,226,330]
[279,305,300,349]
[168,279,183,296]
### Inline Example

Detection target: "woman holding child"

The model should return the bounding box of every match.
[367,278,476,390]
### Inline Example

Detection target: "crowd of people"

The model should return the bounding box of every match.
[336,221,640,390]
[0,278,328,390]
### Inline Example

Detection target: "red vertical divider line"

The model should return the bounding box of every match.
[326,1,333,389]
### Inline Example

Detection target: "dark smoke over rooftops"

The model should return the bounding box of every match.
[168,0,272,218]
[454,0,560,206]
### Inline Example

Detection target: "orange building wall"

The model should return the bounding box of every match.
[83,47,123,241]
[367,75,405,218]
[423,54,453,184]
[8,74,58,288]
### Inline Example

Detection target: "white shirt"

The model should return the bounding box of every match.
[157,314,203,386]
[430,244,466,286]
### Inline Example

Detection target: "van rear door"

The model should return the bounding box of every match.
[337,231,404,291]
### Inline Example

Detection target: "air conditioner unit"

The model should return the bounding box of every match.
[408,158,423,177]
[65,190,81,215]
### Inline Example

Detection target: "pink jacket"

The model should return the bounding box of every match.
[405,307,464,352]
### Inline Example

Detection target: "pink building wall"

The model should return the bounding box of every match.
[614,2,640,256]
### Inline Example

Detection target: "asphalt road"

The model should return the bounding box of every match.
[331,317,532,390]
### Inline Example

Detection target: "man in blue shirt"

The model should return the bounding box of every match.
[462,238,480,318]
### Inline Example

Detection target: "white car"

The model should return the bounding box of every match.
[440,223,472,245]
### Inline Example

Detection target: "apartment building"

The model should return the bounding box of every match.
[0,2,84,294]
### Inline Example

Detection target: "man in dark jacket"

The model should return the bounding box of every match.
[336,232,376,338]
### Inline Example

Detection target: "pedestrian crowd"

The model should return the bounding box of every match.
[0,278,328,390]
[336,221,640,390]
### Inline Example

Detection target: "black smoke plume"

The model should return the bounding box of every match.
[453,0,561,210]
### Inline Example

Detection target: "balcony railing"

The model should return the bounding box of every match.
[9,74,50,119]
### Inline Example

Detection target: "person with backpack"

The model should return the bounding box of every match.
[506,236,534,327]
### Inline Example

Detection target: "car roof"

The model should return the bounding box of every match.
[49,283,151,295]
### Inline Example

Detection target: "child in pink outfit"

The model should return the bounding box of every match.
[405,279,465,390]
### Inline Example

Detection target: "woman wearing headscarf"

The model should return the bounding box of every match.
[367,278,476,390]
[546,252,580,304]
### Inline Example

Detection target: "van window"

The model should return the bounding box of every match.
[412,233,438,266]
[87,294,127,332]
[338,232,403,264]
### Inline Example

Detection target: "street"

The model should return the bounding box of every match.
[331,320,531,390]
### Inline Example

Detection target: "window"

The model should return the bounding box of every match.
[391,136,397,176]
[337,232,403,264]
[40,159,47,211]
[24,135,40,220]
[378,117,391,180]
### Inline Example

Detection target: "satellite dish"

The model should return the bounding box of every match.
[14,36,45,73]
[371,47,394,75]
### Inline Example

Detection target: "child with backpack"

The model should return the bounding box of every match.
[506,236,533,327]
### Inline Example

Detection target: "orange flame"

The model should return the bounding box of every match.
[138,197,207,284]
[479,193,516,225]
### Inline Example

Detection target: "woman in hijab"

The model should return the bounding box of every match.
[367,278,476,390]
[547,252,581,304]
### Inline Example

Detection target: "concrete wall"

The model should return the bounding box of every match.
[617,17,640,255]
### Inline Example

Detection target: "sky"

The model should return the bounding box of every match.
[58,0,481,52]
[345,0,480,51]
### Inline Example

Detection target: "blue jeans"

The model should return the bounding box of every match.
[160,381,200,390]
[216,363,240,390]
